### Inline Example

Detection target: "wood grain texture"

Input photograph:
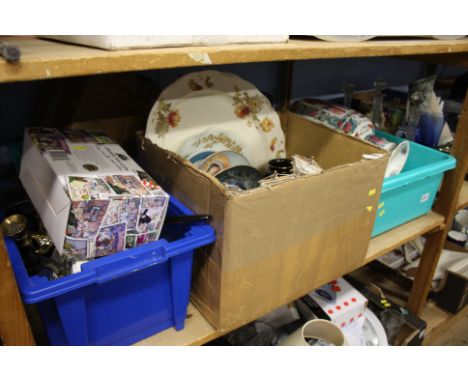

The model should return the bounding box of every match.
[365,212,445,264]
[134,303,222,346]
[406,52,468,68]
[457,181,468,211]
[1,37,468,83]
[0,233,35,345]
[407,91,468,316]
[423,304,468,345]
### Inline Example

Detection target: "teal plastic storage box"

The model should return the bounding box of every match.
[371,131,456,237]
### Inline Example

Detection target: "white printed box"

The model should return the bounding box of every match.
[20,128,169,259]
[306,278,368,329]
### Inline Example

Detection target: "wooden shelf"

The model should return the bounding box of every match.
[364,212,445,264]
[135,303,218,346]
[423,304,468,345]
[135,212,445,346]
[1,37,468,83]
[456,180,468,211]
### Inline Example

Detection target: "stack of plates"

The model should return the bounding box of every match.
[145,70,286,171]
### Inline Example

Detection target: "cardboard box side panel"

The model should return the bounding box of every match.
[285,113,383,170]
[19,164,69,251]
[139,138,228,322]
[222,155,386,272]
[190,246,223,327]
[217,210,373,329]
[19,134,71,251]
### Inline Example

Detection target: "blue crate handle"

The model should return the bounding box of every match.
[91,228,213,285]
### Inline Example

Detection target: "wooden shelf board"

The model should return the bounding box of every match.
[422,303,468,345]
[135,303,221,346]
[1,37,468,83]
[365,212,445,264]
[136,212,445,346]
[456,180,468,211]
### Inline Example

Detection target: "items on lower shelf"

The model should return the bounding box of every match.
[371,221,468,315]
[206,276,426,346]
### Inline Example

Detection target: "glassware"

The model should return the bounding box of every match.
[372,77,387,129]
[379,309,405,344]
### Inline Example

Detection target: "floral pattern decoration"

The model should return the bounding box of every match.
[232,86,265,128]
[189,76,214,91]
[260,117,274,133]
[154,99,180,137]
[192,133,243,154]
[269,137,278,152]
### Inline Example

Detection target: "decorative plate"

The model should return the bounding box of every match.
[145,70,285,169]
[187,150,215,166]
[198,151,251,176]
[179,126,254,165]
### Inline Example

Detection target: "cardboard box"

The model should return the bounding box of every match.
[138,112,389,330]
[304,278,368,328]
[20,128,169,259]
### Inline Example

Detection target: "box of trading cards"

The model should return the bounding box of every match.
[19,128,169,259]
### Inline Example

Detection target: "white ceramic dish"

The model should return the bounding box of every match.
[187,150,215,165]
[178,126,254,166]
[145,70,285,170]
[384,141,410,178]
[362,308,388,346]
[198,151,250,176]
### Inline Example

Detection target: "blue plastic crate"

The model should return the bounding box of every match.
[371,131,456,237]
[6,196,215,346]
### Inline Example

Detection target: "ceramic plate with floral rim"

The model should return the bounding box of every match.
[145,70,286,170]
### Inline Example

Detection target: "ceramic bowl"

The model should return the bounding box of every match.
[198,151,251,176]
[384,141,410,178]
[216,165,262,190]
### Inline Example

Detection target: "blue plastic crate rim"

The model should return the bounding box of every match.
[6,195,215,304]
[376,130,456,192]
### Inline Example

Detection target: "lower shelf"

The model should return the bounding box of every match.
[423,303,468,345]
[135,212,445,346]
[135,303,218,346]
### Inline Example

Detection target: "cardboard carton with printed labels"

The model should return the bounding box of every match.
[20,128,169,259]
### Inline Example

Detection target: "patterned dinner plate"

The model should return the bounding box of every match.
[198,150,251,176]
[145,70,285,170]
[179,126,253,166]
